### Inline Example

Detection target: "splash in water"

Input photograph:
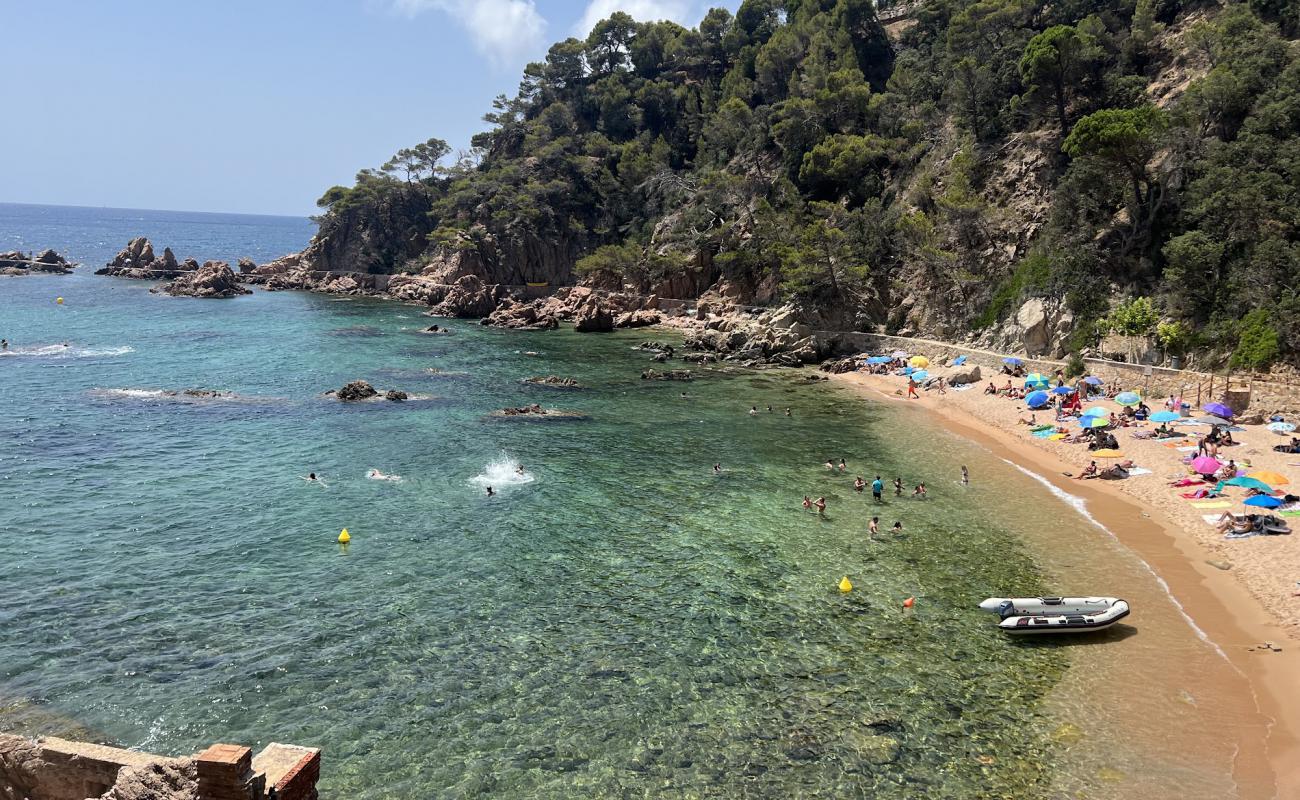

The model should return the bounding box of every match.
[0,344,134,359]
[468,452,535,489]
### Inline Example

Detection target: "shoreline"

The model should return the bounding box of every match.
[830,371,1300,797]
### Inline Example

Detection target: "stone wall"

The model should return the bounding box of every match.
[0,735,319,800]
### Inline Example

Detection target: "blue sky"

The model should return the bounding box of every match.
[1,0,736,216]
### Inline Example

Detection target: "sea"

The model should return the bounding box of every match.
[0,203,1270,798]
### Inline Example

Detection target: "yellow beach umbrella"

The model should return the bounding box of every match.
[1248,470,1289,486]
[909,355,929,368]
[1091,449,1125,458]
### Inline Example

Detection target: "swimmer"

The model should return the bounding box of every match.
[824,459,835,470]
[869,517,879,537]
[871,476,884,503]
[367,468,401,482]
[803,495,813,511]
[838,459,846,472]
[766,405,773,412]
[516,465,526,475]
[301,472,327,487]
[961,465,969,486]
[785,407,792,417]
[893,477,903,496]
[814,496,826,515]
[714,463,722,475]
[486,486,495,496]
[750,406,759,415]
[0,339,7,350]
[892,521,903,533]
[854,476,865,493]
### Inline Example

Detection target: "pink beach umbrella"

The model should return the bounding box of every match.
[1191,456,1222,476]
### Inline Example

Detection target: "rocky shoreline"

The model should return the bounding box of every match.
[0,249,76,275]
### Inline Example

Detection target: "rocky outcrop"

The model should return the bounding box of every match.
[151,261,251,298]
[385,389,408,401]
[0,249,76,275]
[236,256,258,273]
[479,298,559,329]
[976,297,1075,358]
[614,310,661,328]
[573,297,614,332]
[490,403,588,419]
[819,357,859,374]
[641,369,693,381]
[335,380,378,401]
[98,238,206,280]
[427,274,504,318]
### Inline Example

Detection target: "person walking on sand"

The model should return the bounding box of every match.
[936,377,947,395]
[907,377,919,400]
[871,476,884,503]
[854,476,866,493]
[961,465,969,486]
[893,477,903,497]
[869,517,879,537]
[814,496,826,515]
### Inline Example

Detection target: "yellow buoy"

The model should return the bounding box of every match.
[838,576,853,593]
[338,528,351,543]
[56,297,64,305]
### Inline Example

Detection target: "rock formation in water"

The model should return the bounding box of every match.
[522,376,584,388]
[0,249,76,275]
[334,380,379,401]
[152,261,251,298]
[490,403,588,419]
[641,369,693,381]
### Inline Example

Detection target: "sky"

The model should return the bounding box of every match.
[0,0,737,217]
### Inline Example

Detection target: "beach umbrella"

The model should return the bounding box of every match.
[1079,416,1109,428]
[1050,385,1074,395]
[910,369,929,382]
[1223,476,1274,492]
[1247,470,1289,486]
[1267,421,1295,434]
[1082,406,1110,417]
[1203,402,1234,420]
[1244,495,1284,509]
[1024,373,1050,389]
[1091,449,1125,458]
[866,355,892,364]
[1191,456,1222,476]
[952,355,968,366]
[1150,411,1181,423]
[1114,391,1141,406]
[1026,390,1050,408]
[1083,376,1103,385]
[1002,357,1023,366]
[909,355,929,368]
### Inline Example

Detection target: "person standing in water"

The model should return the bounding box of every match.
[854,476,866,493]
[486,486,495,496]
[824,459,835,470]
[871,476,884,503]
[838,458,846,472]
[893,477,903,496]
[803,495,813,511]
[0,339,7,350]
[785,407,792,417]
[961,465,969,486]
[814,496,826,516]
[892,521,904,533]
[869,517,879,537]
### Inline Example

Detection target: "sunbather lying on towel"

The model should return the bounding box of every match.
[1215,512,1258,535]
[1169,477,1205,487]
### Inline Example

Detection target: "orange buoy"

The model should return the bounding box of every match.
[902,596,915,608]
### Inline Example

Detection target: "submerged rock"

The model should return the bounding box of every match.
[641,369,693,381]
[385,389,408,402]
[490,403,588,420]
[152,261,250,298]
[522,376,584,388]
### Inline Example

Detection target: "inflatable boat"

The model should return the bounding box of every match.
[978,596,1130,635]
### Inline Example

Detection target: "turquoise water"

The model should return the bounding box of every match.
[1,205,1086,797]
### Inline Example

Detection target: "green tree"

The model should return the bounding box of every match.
[1231,309,1280,369]
[1019,25,1095,133]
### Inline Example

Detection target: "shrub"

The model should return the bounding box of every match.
[1230,309,1280,370]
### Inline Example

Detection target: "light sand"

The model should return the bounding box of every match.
[831,370,1300,797]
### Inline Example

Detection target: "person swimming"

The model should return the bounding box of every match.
[814,496,826,515]
[838,458,846,472]
[802,495,813,511]
[785,407,792,417]
[367,468,400,481]
[869,517,879,536]
[824,459,835,470]
[893,477,903,496]
[961,466,969,485]
[0,339,7,350]
[486,485,495,496]
[749,406,759,415]
[713,463,722,474]
[301,472,326,487]
[854,476,866,493]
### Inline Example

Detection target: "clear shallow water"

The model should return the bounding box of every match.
[0,206,1253,798]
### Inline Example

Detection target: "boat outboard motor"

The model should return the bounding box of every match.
[996,600,1016,619]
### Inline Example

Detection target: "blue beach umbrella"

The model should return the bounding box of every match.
[1150,411,1181,423]
[1079,416,1110,428]
[1024,373,1050,389]
[1244,495,1284,509]
[911,370,929,381]
[1050,385,1074,395]
[1082,406,1110,417]
[1267,421,1295,434]
[1114,391,1141,406]
[1083,376,1103,385]
[866,355,892,364]
[1003,357,1023,366]
[1026,390,1050,408]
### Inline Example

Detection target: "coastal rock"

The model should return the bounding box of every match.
[481,297,560,330]
[641,369,693,381]
[941,364,982,385]
[574,298,615,333]
[819,357,859,374]
[151,261,251,298]
[523,376,584,388]
[336,380,379,401]
[99,238,201,279]
[0,249,75,274]
[429,274,503,318]
[385,389,409,401]
[490,403,588,420]
[613,310,661,329]
[236,256,258,273]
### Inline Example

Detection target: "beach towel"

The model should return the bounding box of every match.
[1031,429,1056,438]
[1224,529,1259,540]
[1181,490,1218,499]
[1175,446,1198,452]
[953,384,973,392]
[1048,433,1067,440]
[1202,514,1225,525]
[952,355,967,366]
[1192,500,1232,509]
[1280,510,1300,518]
[1126,467,1152,477]
[1031,424,1054,432]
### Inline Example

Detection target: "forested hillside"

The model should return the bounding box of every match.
[307,0,1300,368]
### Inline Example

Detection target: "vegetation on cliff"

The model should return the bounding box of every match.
[312,0,1300,367]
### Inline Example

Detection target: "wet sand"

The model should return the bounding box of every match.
[832,371,1300,799]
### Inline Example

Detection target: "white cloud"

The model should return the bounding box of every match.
[573,0,693,37]
[392,0,546,67]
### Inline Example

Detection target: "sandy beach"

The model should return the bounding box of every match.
[831,369,1300,797]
